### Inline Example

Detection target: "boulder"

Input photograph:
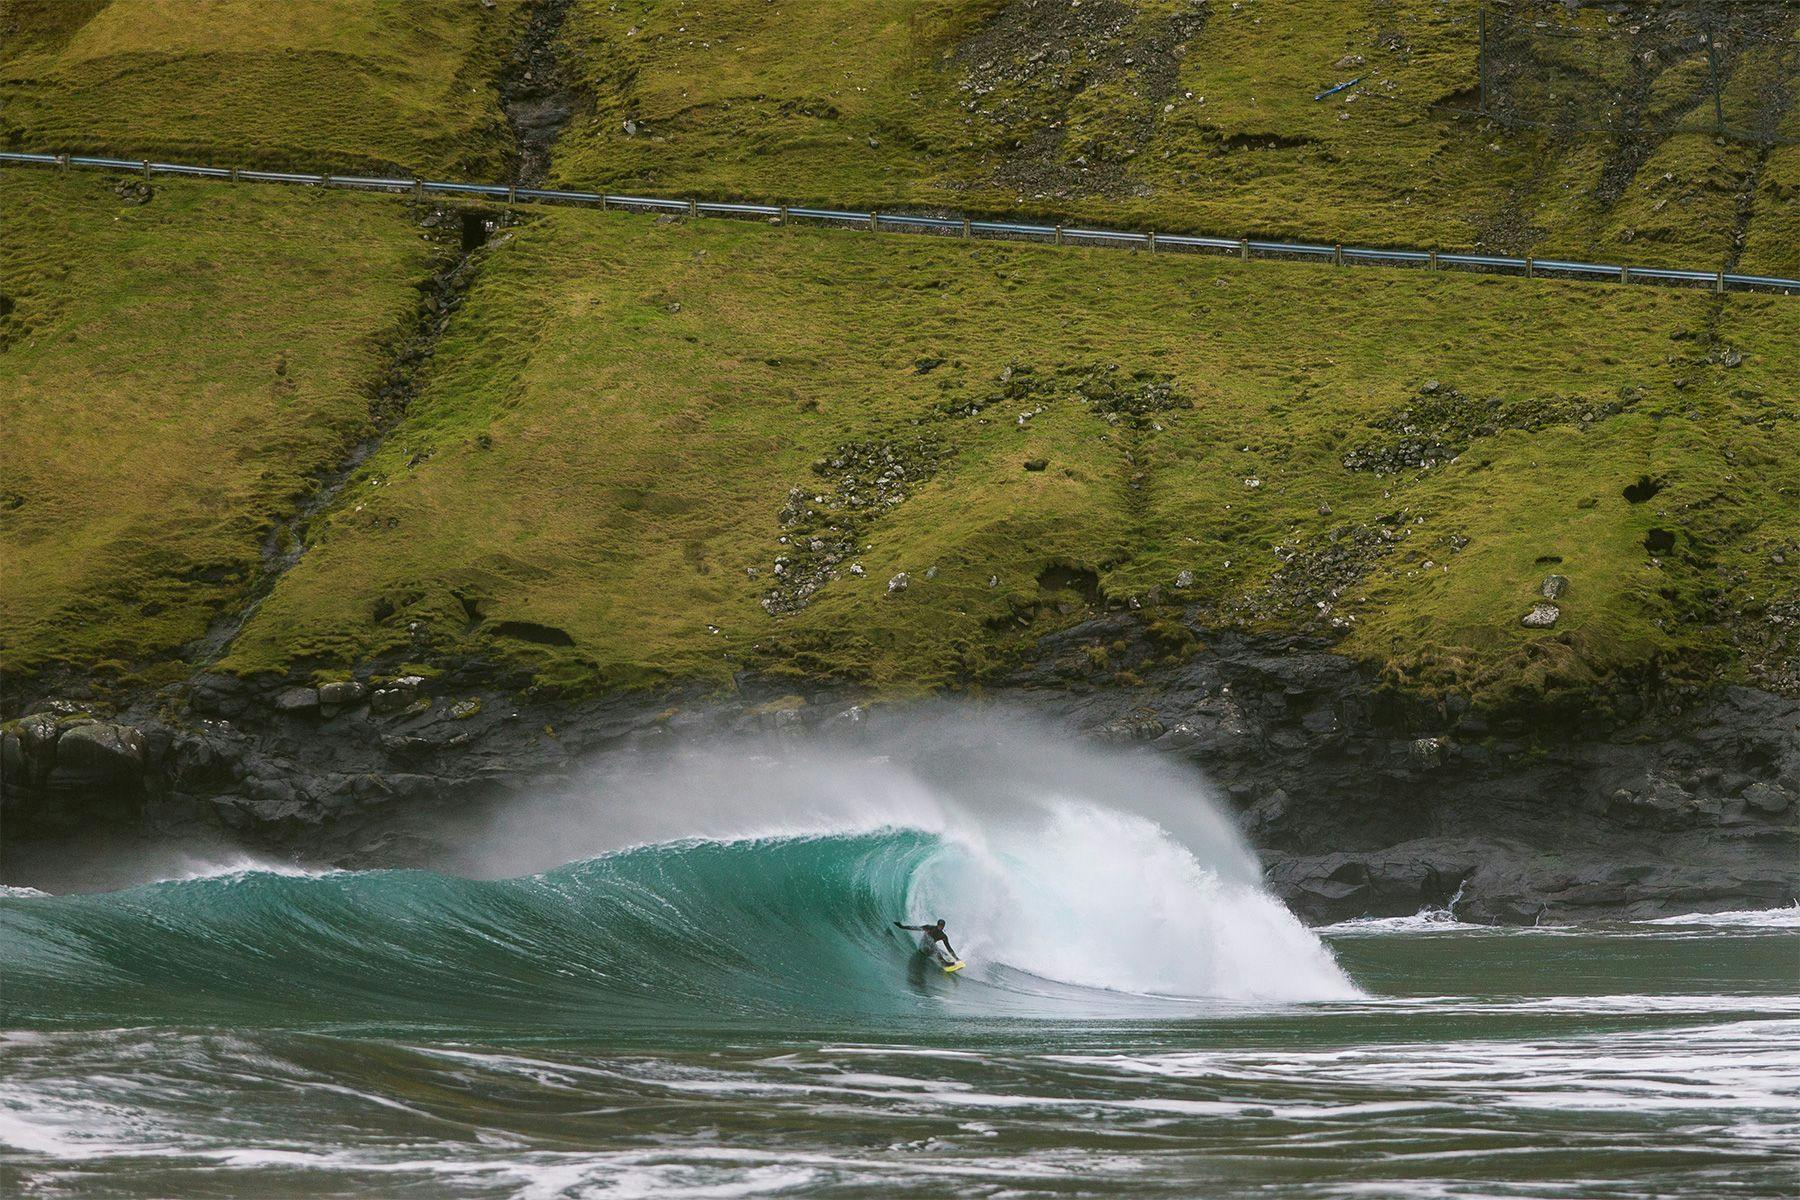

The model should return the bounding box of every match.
[1521,603,1560,628]
[318,681,367,707]
[1540,574,1569,600]
[1408,737,1446,768]
[50,723,146,785]
[887,572,910,595]
[272,687,320,714]
[369,688,409,713]
[3,713,64,787]
[188,673,253,719]
[1741,782,1792,816]
[1174,569,1195,589]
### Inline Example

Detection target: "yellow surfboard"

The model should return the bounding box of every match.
[943,960,965,974]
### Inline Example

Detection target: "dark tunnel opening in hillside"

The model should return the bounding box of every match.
[461,212,492,252]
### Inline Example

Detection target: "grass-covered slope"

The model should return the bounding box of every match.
[219,205,1798,710]
[0,0,527,176]
[551,0,1799,275]
[0,173,439,678]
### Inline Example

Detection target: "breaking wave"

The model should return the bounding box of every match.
[0,713,1358,1029]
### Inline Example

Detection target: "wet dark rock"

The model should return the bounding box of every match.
[318,681,367,707]
[49,723,145,786]
[272,687,320,714]
[189,673,254,719]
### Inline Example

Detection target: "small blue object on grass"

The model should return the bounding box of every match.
[1314,76,1363,101]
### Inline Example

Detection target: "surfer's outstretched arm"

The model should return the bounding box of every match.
[893,922,923,931]
[941,939,958,958]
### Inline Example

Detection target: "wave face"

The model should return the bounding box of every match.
[0,712,1357,1029]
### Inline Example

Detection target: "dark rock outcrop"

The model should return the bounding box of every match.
[3,614,1796,924]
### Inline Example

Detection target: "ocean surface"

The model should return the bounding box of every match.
[3,730,1796,1197]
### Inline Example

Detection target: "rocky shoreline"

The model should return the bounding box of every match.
[4,612,1796,923]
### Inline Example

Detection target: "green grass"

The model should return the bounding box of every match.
[3,4,1794,717]
[0,172,439,680]
[549,0,1799,276]
[0,0,528,176]
[215,204,1798,710]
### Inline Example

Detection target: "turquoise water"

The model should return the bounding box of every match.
[3,834,1797,1198]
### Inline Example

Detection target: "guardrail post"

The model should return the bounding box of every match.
[507,185,517,207]
[1147,232,1157,253]
[1333,243,1343,266]
[141,159,152,178]
[688,199,699,220]
[961,217,971,239]
[600,194,609,211]
[869,211,878,232]
[1620,265,1630,285]
[1429,249,1439,270]
[1239,238,1250,260]
[1715,269,1725,295]
[779,204,788,225]
[411,179,422,200]
[1525,256,1534,279]
[230,167,240,183]
[1054,225,1064,246]
[57,154,70,171]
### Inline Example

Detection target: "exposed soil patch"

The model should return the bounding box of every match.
[1341,381,1631,476]
[500,0,582,187]
[760,436,952,617]
[762,363,1189,618]
[954,0,1207,200]
[1484,1,1800,241]
[1239,523,1397,628]
[943,362,1191,430]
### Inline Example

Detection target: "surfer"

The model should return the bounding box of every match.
[894,918,958,963]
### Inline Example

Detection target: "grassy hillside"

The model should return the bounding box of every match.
[551,0,1800,275]
[215,202,1798,710]
[1,3,1793,718]
[0,172,440,679]
[0,0,527,176]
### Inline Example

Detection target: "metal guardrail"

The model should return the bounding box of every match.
[3,149,1795,296]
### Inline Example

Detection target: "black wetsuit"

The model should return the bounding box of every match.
[894,922,957,960]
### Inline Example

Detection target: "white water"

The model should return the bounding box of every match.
[447,710,1359,1003]
[911,801,1353,1000]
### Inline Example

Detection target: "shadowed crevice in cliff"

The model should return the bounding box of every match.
[179,211,495,671]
